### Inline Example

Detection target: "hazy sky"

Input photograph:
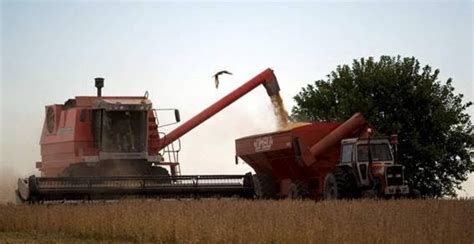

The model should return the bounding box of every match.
[1,1,473,196]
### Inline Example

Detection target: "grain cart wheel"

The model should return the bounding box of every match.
[324,167,357,200]
[288,181,310,200]
[252,174,278,199]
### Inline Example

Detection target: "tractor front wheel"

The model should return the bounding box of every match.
[409,188,422,199]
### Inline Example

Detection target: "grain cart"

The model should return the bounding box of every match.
[235,113,412,200]
[16,68,280,203]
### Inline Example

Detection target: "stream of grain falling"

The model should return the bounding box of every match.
[270,94,310,131]
[270,94,290,130]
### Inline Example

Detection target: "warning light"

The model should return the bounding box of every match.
[390,134,399,145]
[367,128,373,135]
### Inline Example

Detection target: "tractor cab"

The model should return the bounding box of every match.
[340,138,394,186]
[338,135,409,197]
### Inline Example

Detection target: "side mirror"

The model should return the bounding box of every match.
[174,109,181,122]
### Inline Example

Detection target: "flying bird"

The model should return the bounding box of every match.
[213,70,232,89]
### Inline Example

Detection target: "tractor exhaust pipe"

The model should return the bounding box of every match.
[95,77,104,97]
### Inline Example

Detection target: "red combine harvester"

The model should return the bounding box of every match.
[236,113,414,200]
[16,69,280,203]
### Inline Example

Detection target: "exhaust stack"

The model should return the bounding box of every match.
[95,77,104,97]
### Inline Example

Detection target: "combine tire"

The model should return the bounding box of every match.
[150,166,171,184]
[288,181,310,200]
[252,174,278,199]
[324,167,357,200]
[150,166,170,176]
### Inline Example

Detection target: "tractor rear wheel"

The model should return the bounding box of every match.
[324,167,357,200]
[288,180,310,200]
[253,174,278,199]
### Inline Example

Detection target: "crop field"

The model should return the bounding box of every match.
[0,199,472,243]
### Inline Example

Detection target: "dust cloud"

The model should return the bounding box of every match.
[270,94,310,131]
[0,166,20,203]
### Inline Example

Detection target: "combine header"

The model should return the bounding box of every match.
[17,175,254,202]
[17,69,280,203]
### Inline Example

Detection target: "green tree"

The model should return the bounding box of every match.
[292,56,473,197]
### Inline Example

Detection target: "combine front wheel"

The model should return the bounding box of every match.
[150,166,171,184]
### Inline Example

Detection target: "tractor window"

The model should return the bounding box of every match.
[341,144,353,163]
[357,144,392,162]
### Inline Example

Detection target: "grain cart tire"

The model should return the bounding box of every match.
[288,181,310,200]
[252,174,278,199]
[324,167,357,200]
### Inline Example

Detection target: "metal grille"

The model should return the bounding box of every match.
[386,165,404,186]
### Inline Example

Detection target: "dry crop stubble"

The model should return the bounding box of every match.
[0,199,472,243]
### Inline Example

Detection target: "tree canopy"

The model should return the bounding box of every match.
[292,56,473,197]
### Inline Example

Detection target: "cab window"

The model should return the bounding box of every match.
[341,144,353,163]
[357,144,392,162]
